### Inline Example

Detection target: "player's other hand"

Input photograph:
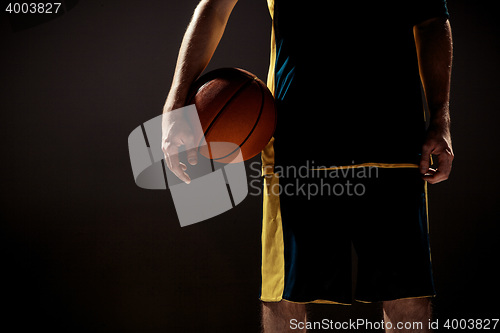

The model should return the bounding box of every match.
[162,109,198,184]
[419,123,454,184]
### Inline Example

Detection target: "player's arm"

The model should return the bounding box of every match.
[414,17,454,184]
[162,0,238,184]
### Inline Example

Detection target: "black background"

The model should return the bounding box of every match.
[1,0,499,332]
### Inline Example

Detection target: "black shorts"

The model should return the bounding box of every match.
[260,164,435,304]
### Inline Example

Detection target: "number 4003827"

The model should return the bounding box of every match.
[5,3,62,14]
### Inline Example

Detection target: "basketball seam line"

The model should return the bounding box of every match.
[201,78,256,159]
[208,78,266,162]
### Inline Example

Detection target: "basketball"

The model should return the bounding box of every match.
[186,67,276,163]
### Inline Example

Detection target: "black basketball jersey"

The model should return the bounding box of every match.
[263,0,449,169]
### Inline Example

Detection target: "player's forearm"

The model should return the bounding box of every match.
[164,0,237,112]
[414,18,453,130]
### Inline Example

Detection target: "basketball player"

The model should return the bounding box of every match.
[162,0,453,332]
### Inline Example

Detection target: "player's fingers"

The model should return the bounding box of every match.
[423,170,447,184]
[183,135,198,166]
[186,147,198,166]
[429,151,453,184]
[170,159,192,184]
[422,168,437,176]
[162,140,172,170]
[422,167,438,182]
[419,147,432,175]
[166,144,191,184]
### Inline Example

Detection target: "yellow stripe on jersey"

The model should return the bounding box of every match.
[260,171,285,302]
[260,0,285,303]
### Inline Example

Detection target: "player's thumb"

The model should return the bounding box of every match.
[187,148,198,165]
[419,145,432,174]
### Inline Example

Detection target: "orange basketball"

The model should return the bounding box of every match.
[186,68,276,163]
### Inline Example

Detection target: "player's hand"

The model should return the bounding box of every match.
[162,110,198,184]
[419,123,454,184]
